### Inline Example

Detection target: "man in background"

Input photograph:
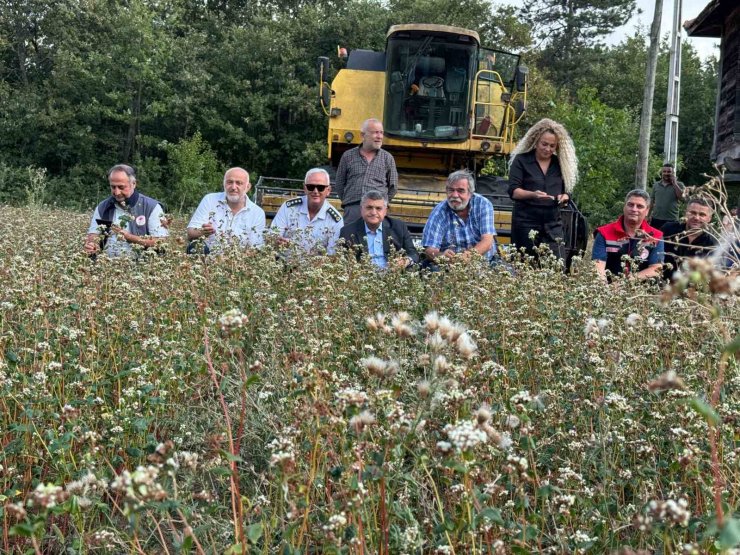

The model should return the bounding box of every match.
[661,197,718,280]
[650,163,685,230]
[335,118,398,224]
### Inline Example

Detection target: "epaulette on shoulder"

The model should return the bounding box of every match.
[286,197,303,208]
[327,206,342,222]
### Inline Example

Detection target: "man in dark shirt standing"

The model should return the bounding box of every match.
[661,197,718,280]
[650,163,685,230]
[335,118,398,224]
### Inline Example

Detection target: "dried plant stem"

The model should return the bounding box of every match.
[29,535,42,555]
[204,330,245,552]
[379,475,389,555]
[149,513,172,555]
[709,349,730,526]
[421,458,456,554]
[296,425,322,548]
[174,510,207,555]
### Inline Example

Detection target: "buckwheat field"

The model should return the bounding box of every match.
[0,205,738,555]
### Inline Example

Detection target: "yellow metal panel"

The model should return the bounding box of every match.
[329,70,386,139]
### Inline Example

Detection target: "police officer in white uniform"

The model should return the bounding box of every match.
[270,168,343,255]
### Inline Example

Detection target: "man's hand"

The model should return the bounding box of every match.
[392,256,413,270]
[111,224,131,242]
[84,234,100,254]
[187,223,215,241]
[200,223,215,237]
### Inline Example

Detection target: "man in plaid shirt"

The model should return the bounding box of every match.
[335,118,398,224]
[422,170,497,265]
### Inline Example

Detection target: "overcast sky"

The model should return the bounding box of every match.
[608,0,719,60]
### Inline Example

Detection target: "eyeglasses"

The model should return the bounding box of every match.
[305,184,328,192]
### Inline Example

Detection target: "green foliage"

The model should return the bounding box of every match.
[0,0,719,221]
[161,132,223,212]
[519,0,637,90]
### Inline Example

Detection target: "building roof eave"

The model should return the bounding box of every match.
[684,0,725,37]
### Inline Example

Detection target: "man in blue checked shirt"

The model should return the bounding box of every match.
[422,170,497,265]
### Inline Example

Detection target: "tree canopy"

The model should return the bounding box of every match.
[0,0,719,219]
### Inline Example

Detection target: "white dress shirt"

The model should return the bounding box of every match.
[188,193,265,251]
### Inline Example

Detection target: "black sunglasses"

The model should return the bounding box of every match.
[305,184,328,192]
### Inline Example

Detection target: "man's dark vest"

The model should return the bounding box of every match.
[96,191,161,248]
[596,216,663,276]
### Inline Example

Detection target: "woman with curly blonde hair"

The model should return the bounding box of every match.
[507,118,578,259]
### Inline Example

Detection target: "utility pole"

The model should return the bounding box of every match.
[635,0,663,190]
[663,0,682,165]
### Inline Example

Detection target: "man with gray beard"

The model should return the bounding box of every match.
[187,167,265,253]
[422,170,497,265]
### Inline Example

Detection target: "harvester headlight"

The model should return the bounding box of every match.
[344,131,354,143]
[481,141,491,152]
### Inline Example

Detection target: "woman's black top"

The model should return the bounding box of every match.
[507,150,566,209]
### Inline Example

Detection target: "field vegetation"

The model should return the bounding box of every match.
[0,205,739,554]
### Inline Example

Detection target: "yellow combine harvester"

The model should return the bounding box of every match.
[257,23,586,253]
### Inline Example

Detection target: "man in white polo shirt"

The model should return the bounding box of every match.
[187,167,265,253]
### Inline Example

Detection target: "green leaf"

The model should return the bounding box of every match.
[687,398,720,426]
[724,334,740,355]
[224,543,245,554]
[210,466,233,477]
[477,507,504,526]
[9,523,34,537]
[246,522,263,544]
[132,417,151,432]
[220,450,243,463]
[181,535,193,552]
[719,518,740,549]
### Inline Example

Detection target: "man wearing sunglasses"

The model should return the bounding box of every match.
[270,168,343,255]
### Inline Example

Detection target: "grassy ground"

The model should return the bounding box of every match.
[0,205,738,554]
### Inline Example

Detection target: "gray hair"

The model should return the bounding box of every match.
[361,190,388,207]
[108,164,136,184]
[625,189,651,206]
[223,167,249,185]
[447,170,476,194]
[361,118,382,133]
[304,167,331,184]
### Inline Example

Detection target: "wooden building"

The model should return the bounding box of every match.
[686,0,740,192]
